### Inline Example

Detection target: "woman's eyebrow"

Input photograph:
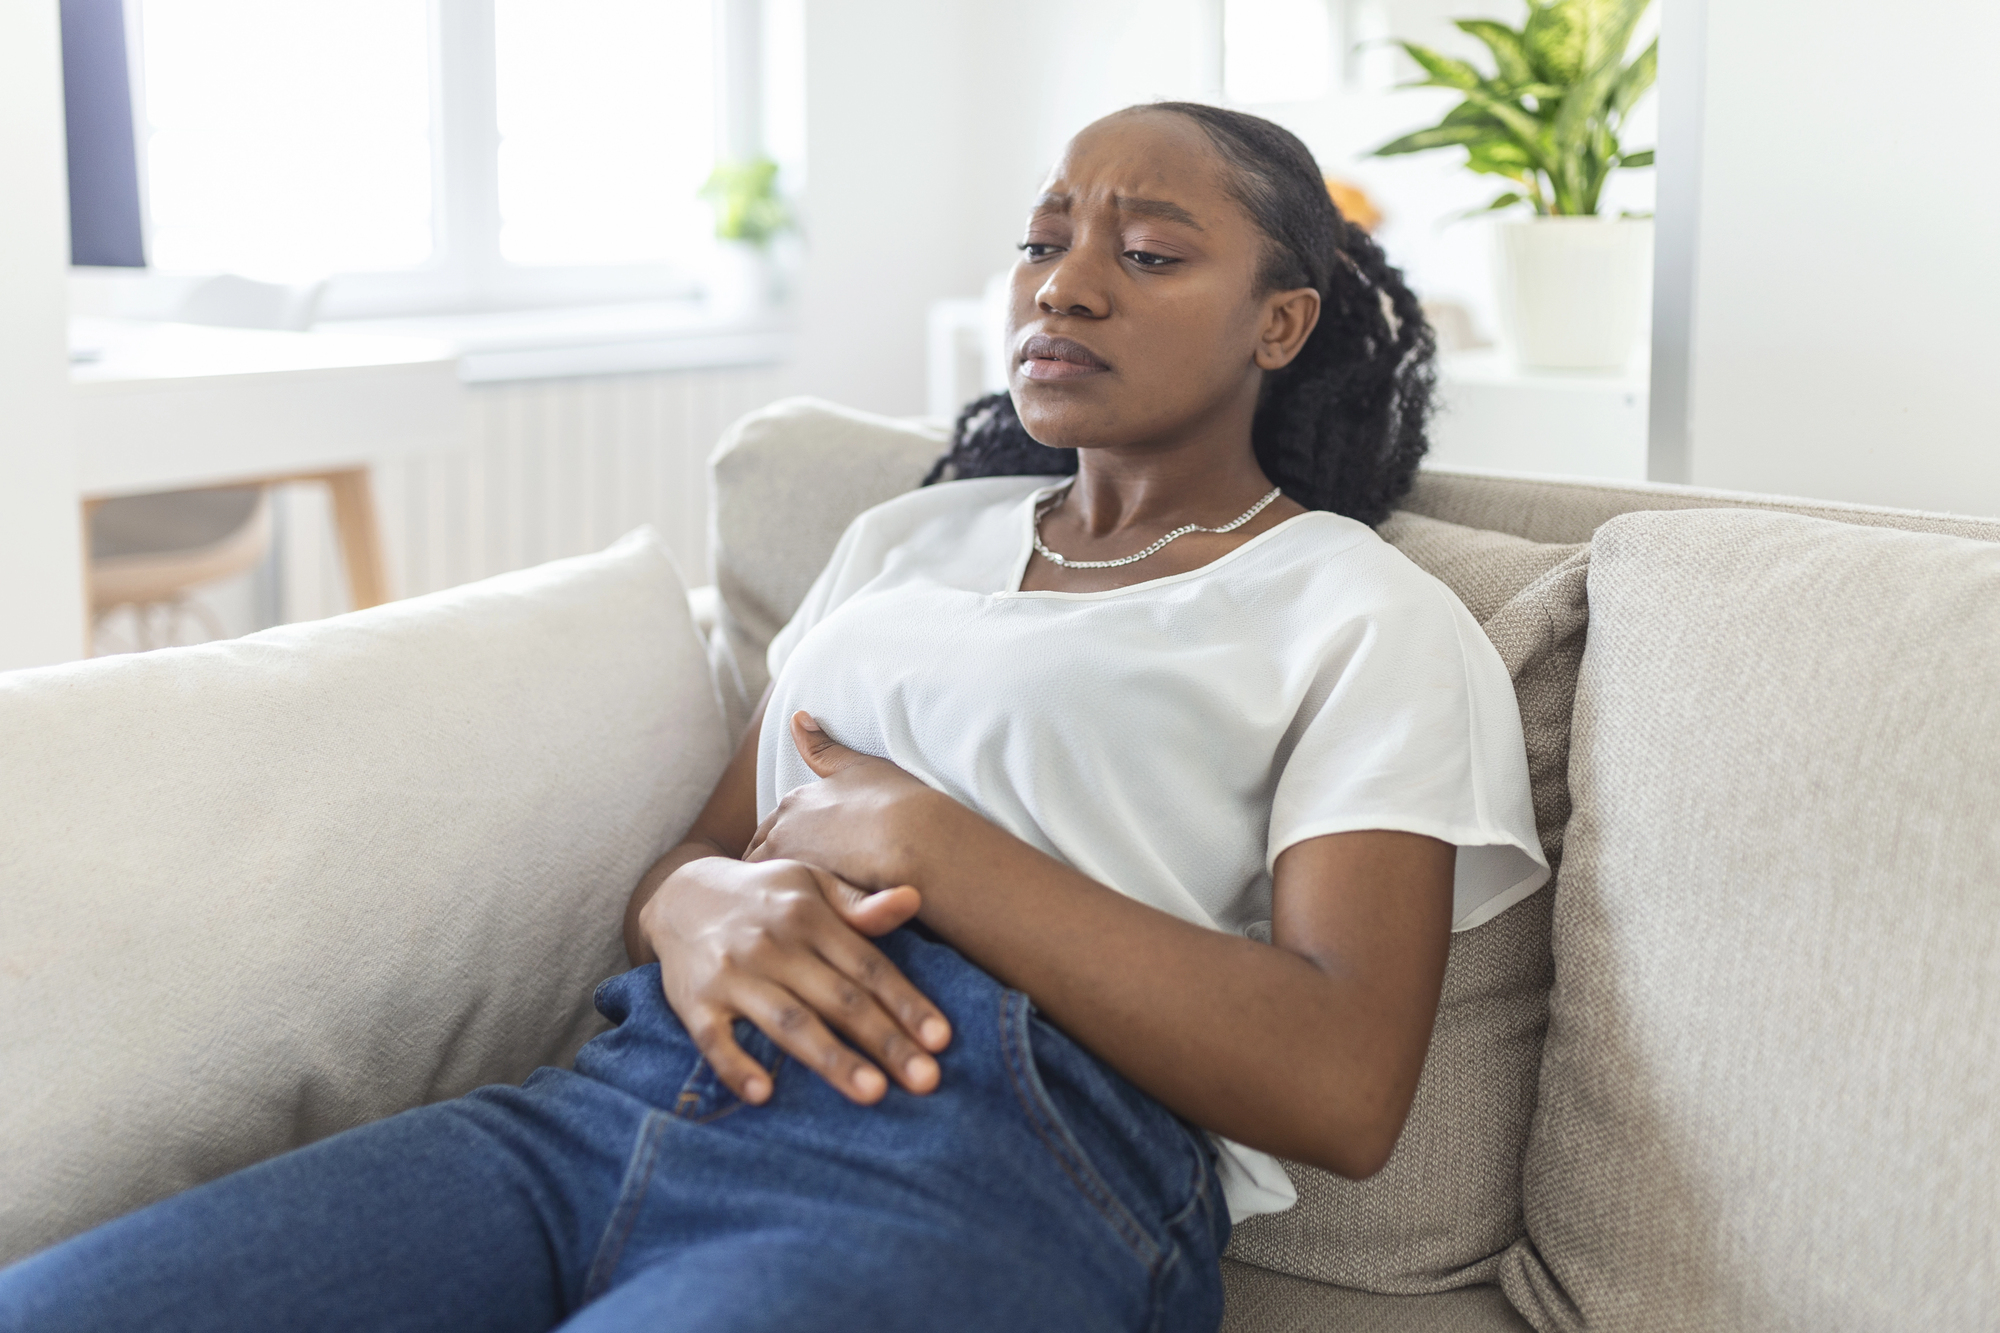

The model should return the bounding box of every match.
[1115,196,1204,230]
[1029,192,1205,231]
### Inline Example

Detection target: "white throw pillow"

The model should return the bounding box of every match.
[1499,508,2000,1332]
[0,529,731,1264]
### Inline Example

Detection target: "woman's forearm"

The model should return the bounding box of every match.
[894,794,1452,1179]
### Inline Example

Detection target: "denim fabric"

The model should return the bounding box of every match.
[0,927,1228,1332]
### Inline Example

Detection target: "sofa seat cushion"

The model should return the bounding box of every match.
[1227,513,1587,1296]
[1500,508,2000,1331]
[0,530,730,1264]
[1222,1259,1531,1332]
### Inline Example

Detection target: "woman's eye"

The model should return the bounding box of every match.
[1017,242,1060,260]
[1125,250,1178,268]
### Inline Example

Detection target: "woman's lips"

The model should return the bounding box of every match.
[1018,333,1110,381]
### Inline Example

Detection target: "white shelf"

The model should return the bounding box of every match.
[1429,349,1650,482]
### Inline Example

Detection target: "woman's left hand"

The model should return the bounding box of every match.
[743,712,954,894]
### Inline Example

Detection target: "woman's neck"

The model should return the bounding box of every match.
[1065,436,1276,538]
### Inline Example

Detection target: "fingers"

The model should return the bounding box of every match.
[787,961,942,1096]
[742,808,778,863]
[819,873,924,937]
[683,1003,778,1105]
[790,711,856,778]
[675,919,952,1105]
[810,910,954,1058]
[731,975,894,1104]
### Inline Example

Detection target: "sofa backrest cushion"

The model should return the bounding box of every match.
[708,397,945,734]
[0,530,730,1264]
[1406,467,2000,547]
[1497,508,2000,1331]
[1228,515,1588,1293]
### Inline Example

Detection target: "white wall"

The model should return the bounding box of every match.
[0,0,85,670]
[784,0,980,416]
[1661,0,2000,514]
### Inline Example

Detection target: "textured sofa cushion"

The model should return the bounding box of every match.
[1499,508,2000,1332]
[708,397,946,733]
[1221,1259,1531,1333]
[1227,514,1588,1293]
[0,530,731,1264]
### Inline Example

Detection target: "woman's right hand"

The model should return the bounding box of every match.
[635,856,953,1106]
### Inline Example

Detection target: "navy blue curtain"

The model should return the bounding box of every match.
[61,0,147,268]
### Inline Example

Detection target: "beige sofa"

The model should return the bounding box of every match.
[4,398,1996,1331]
[708,401,2000,1332]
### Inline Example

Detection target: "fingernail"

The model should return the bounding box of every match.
[906,1055,937,1087]
[796,711,822,732]
[920,1017,950,1049]
[855,1066,887,1098]
[745,1075,770,1103]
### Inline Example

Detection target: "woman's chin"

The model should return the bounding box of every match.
[1012,391,1123,451]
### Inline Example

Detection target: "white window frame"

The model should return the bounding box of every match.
[112,0,766,322]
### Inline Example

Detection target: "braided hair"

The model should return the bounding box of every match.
[922,103,1435,528]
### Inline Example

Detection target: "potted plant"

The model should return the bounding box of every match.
[1373,0,1656,370]
[697,156,794,319]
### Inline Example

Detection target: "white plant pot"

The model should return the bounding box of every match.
[1493,217,1654,371]
[704,241,771,320]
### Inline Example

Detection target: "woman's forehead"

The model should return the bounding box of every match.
[1036,112,1235,221]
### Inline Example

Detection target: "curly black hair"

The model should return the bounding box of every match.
[921,103,1435,528]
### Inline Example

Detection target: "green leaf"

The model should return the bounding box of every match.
[1468,139,1535,171]
[1442,99,1504,126]
[1619,148,1654,167]
[1549,0,1649,173]
[1524,0,1646,85]
[1458,85,1555,166]
[1454,19,1535,87]
[1480,191,1527,211]
[1522,0,1590,83]
[698,156,793,245]
[1372,122,1502,157]
[1611,37,1657,117]
[1398,41,1482,90]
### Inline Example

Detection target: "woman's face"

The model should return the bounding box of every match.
[1007,110,1318,455]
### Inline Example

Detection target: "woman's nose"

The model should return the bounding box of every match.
[1035,251,1109,319]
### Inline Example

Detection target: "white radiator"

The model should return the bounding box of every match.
[279,365,785,622]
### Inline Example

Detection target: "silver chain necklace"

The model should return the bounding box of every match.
[1032,480,1284,570]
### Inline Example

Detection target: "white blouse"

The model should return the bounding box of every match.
[760,476,1548,1220]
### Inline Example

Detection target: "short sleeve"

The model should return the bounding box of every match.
[1268,578,1549,931]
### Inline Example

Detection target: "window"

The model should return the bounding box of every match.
[494,0,714,266]
[130,0,758,318]
[140,0,434,276]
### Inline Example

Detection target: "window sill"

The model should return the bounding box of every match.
[321,301,793,384]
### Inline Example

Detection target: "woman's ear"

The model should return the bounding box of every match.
[1255,287,1321,371]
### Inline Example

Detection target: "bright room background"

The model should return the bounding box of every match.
[3,0,1997,670]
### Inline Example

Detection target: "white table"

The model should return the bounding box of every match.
[1430,349,1649,482]
[70,318,461,608]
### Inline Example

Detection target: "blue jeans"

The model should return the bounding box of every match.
[0,927,1227,1332]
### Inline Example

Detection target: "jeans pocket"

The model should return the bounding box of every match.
[999,990,1210,1275]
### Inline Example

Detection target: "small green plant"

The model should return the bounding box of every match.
[697,157,793,247]
[1372,0,1656,217]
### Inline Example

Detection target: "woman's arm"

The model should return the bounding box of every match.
[748,713,1455,1180]
[622,690,956,1110]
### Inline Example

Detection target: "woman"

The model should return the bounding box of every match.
[0,104,1544,1332]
